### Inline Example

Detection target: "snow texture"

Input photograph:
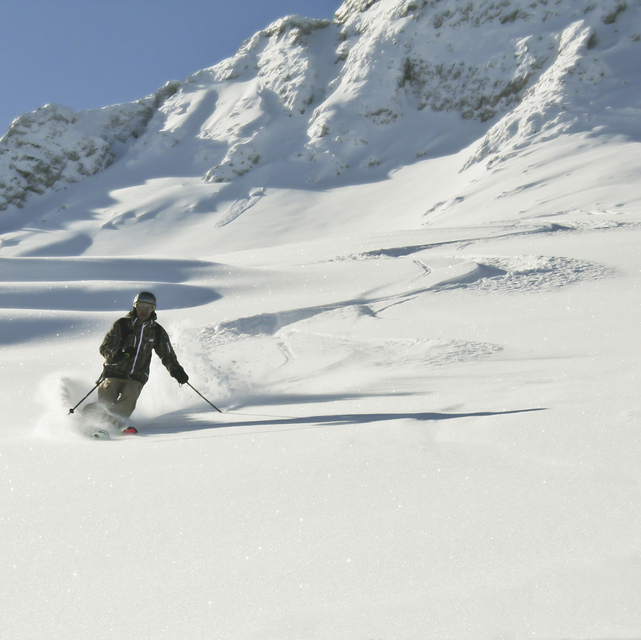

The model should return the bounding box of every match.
[1,0,641,638]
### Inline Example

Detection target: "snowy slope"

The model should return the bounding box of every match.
[0,0,639,255]
[1,0,641,638]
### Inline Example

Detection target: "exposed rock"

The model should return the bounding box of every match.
[0,0,638,208]
[0,82,180,210]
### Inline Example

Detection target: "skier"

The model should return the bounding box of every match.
[84,291,189,434]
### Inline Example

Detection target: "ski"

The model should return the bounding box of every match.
[84,426,137,439]
[89,429,111,439]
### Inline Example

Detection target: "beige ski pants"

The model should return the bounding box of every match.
[97,377,144,418]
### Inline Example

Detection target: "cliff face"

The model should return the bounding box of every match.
[0,0,639,210]
[0,82,180,211]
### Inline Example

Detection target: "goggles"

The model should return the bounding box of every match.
[135,301,156,312]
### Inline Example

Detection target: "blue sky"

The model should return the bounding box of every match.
[0,0,342,134]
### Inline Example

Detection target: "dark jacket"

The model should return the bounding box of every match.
[100,309,181,385]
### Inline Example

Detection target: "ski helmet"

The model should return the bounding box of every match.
[134,291,157,308]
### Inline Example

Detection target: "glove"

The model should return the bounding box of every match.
[121,346,136,359]
[170,366,189,385]
[116,346,136,362]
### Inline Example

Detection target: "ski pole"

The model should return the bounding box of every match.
[68,377,103,415]
[186,382,223,413]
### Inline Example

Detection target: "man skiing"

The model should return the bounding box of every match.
[84,291,189,434]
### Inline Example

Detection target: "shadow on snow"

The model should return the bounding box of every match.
[140,405,547,439]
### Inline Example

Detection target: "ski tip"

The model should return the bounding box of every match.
[90,429,111,440]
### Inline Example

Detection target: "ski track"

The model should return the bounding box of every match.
[216,187,266,227]
[428,255,617,294]
[188,227,619,402]
[14,220,621,419]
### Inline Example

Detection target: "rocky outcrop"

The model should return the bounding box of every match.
[0,0,638,208]
[0,81,179,210]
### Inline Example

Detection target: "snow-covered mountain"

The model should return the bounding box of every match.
[2,1,641,638]
[1,0,638,214]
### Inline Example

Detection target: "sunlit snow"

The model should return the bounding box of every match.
[1,0,640,638]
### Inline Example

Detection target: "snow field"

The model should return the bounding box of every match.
[2,141,640,638]
[1,0,641,635]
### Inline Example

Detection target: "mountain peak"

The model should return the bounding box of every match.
[0,0,639,211]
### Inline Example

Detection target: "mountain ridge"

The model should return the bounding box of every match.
[0,0,638,222]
